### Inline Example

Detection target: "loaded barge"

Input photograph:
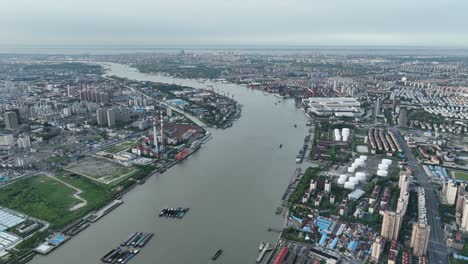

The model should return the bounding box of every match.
[159,207,190,219]
[101,232,154,263]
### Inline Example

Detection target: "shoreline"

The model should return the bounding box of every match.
[25,65,236,262]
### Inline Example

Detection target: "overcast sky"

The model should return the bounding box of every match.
[1,0,467,47]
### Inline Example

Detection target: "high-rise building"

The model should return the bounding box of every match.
[410,223,431,257]
[381,210,403,241]
[445,180,458,205]
[324,179,331,193]
[120,108,131,123]
[17,135,31,149]
[4,111,19,130]
[371,236,383,263]
[460,198,468,231]
[374,98,381,120]
[96,108,108,126]
[0,134,15,146]
[67,85,74,97]
[398,108,407,128]
[107,108,117,127]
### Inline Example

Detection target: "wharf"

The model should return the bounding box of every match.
[86,200,123,222]
[256,243,273,263]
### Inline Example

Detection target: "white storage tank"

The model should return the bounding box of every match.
[356,159,365,167]
[355,172,366,181]
[342,129,349,141]
[334,129,341,141]
[349,177,358,185]
[344,182,355,190]
[382,159,392,166]
[338,178,346,185]
[348,167,356,173]
[378,164,389,170]
[377,170,388,177]
[342,128,350,135]
[339,174,348,181]
[359,155,368,161]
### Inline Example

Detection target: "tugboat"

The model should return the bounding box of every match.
[279,144,283,148]
[211,249,223,260]
[259,242,266,251]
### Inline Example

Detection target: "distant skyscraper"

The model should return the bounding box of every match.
[374,98,381,120]
[4,111,19,130]
[96,108,108,126]
[67,85,74,97]
[381,210,403,241]
[153,116,159,154]
[107,108,117,127]
[398,108,407,128]
[17,134,31,149]
[410,223,430,257]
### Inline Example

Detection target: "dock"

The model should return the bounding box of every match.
[256,243,274,263]
[87,200,123,222]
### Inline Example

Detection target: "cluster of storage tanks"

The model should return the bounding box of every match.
[339,172,367,190]
[347,155,367,173]
[377,159,392,177]
[334,128,350,142]
[339,156,368,190]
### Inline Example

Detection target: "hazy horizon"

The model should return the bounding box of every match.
[2,0,468,47]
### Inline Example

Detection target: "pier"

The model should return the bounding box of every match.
[256,243,274,263]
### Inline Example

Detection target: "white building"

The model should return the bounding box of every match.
[446,180,458,205]
[302,97,362,117]
[17,135,31,149]
[0,134,15,146]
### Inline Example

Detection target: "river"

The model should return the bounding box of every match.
[31,63,309,264]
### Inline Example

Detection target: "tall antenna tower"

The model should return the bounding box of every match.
[152,115,159,154]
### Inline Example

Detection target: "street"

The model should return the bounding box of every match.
[391,127,448,264]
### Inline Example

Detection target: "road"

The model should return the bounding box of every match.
[44,173,87,211]
[103,75,207,128]
[390,127,448,264]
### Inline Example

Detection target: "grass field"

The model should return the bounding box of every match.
[453,171,468,181]
[65,157,140,184]
[0,175,79,227]
[0,173,114,229]
[103,140,138,154]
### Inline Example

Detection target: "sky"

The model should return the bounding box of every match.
[1,0,468,47]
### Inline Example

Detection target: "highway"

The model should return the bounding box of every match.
[104,75,207,128]
[390,127,448,264]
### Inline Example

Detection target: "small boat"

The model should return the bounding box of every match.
[211,249,223,260]
[259,242,266,251]
[294,124,297,128]
[279,144,283,148]
[275,207,283,215]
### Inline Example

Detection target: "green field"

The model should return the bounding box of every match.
[103,140,138,154]
[66,157,140,184]
[453,171,468,181]
[0,174,111,228]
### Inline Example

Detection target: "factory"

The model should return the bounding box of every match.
[302,97,362,117]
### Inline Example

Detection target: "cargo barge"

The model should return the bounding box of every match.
[158,207,190,219]
[101,232,154,263]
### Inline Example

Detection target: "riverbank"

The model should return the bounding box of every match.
[30,62,310,264]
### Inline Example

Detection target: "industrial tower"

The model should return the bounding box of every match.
[159,111,165,153]
[152,115,159,154]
